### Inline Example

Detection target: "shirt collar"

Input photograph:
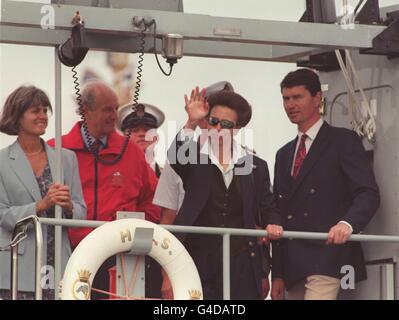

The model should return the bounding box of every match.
[299,118,324,141]
[80,125,108,150]
[200,136,247,169]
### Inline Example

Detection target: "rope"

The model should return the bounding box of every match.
[335,49,377,142]
[90,253,163,300]
[119,254,129,297]
[128,256,142,296]
[0,230,28,251]
[90,287,166,300]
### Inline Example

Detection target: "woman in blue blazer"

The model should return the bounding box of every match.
[0,86,86,300]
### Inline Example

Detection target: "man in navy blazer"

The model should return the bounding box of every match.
[165,87,283,300]
[271,68,380,300]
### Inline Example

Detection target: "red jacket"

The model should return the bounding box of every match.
[48,122,160,248]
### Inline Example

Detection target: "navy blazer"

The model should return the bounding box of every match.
[273,122,380,289]
[167,133,281,297]
[168,135,280,232]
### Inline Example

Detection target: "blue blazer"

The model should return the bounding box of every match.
[168,134,281,297]
[273,122,380,289]
[0,139,86,292]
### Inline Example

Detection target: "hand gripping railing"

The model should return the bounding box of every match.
[10,215,43,300]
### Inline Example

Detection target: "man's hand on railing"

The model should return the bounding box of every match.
[327,222,353,245]
[266,224,284,240]
[255,225,269,245]
[271,278,285,300]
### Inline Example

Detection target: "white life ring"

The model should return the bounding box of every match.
[61,218,203,300]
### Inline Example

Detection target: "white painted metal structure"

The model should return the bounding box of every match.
[321,50,399,299]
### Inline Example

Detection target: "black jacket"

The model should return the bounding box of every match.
[167,133,281,296]
[273,122,380,289]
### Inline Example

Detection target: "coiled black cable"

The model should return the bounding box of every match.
[72,66,83,108]
[152,20,173,76]
[133,31,145,106]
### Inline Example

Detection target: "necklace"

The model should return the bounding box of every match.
[24,146,43,156]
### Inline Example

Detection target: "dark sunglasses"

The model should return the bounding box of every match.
[207,116,236,129]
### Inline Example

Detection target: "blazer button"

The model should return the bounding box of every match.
[310,188,316,194]
[248,241,253,247]
[250,252,255,257]
[278,194,283,199]
[304,212,309,217]
[287,214,293,220]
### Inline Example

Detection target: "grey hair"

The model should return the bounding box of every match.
[75,80,109,113]
[81,85,96,109]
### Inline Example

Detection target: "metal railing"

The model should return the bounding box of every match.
[9,216,399,300]
[10,215,43,300]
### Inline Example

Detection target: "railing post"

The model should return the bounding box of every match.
[222,233,230,300]
[33,217,44,300]
[10,216,43,300]
[54,46,63,300]
[10,246,18,300]
[381,263,396,300]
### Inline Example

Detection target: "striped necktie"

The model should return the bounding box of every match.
[292,134,308,179]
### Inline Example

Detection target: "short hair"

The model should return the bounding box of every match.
[206,91,252,128]
[280,68,321,96]
[0,86,52,135]
[79,81,115,112]
[80,83,97,110]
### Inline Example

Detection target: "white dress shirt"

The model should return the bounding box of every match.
[178,128,246,189]
[200,135,246,189]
